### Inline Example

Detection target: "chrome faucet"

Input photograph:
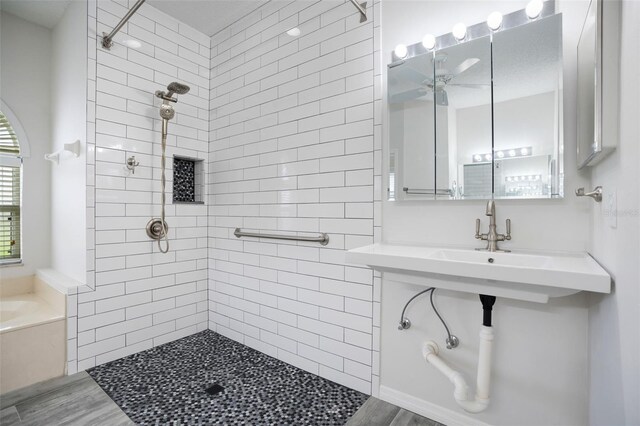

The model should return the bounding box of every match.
[475,200,512,252]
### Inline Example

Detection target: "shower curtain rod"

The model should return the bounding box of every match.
[348,0,368,22]
[101,0,146,50]
[101,0,364,51]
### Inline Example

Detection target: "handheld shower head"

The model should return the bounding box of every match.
[159,103,175,120]
[155,81,191,102]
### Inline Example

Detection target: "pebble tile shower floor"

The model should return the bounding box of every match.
[88,330,368,425]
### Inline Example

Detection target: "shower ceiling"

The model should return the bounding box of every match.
[147,0,269,36]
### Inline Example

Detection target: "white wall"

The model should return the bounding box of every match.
[0,13,52,279]
[208,0,379,394]
[587,1,640,424]
[51,0,87,285]
[70,0,210,373]
[378,1,593,424]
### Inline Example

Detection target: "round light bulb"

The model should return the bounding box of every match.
[487,12,503,30]
[394,44,408,59]
[286,27,301,37]
[526,0,544,19]
[521,147,529,155]
[422,34,436,50]
[452,23,467,41]
[509,149,517,157]
[484,154,492,162]
[496,151,504,158]
[474,154,482,162]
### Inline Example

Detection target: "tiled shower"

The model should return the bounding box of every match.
[70,0,383,396]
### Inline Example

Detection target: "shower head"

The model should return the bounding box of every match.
[155,81,191,102]
[159,103,175,120]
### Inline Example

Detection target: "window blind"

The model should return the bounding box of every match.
[0,112,20,155]
[0,111,21,262]
[0,165,20,261]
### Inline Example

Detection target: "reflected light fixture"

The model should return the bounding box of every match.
[473,146,532,163]
[487,12,503,30]
[286,27,301,37]
[122,39,142,49]
[394,44,408,59]
[452,23,467,41]
[422,34,436,50]
[526,0,544,19]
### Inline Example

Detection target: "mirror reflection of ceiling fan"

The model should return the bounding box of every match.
[392,53,489,106]
[422,54,485,106]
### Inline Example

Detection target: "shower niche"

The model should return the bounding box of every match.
[173,156,204,204]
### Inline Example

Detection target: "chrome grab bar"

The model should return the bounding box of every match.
[403,187,452,195]
[234,228,329,246]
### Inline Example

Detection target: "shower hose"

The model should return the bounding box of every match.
[158,127,169,254]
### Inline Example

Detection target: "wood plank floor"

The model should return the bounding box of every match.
[346,397,443,426]
[0,372,440,426]
[0,372,133,426]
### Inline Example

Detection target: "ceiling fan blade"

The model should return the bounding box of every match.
[451,58,480,76]
[448,83,490,89]
[389,88,430,104]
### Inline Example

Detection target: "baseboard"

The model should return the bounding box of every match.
[378,385,492,426]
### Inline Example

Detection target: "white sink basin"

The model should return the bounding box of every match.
[430,249,554,269]
[346,243,611,303]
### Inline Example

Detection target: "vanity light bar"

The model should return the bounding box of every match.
[389,0,555,62]
[472,146,533,163]
[505,175,542,182]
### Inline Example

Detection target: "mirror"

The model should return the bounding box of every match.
[492,14,563,198]
[435,37,492,200]
[387,9,564,201]
[577,0,620,168]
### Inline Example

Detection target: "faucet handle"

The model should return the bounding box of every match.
[475,218,481,239]
[505,218,511,240]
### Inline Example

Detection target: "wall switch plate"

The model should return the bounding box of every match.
[605,188,617,229]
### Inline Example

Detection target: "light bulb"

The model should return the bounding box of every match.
[496,151,504,158]
[526,0,544,19]
[394,44,408,59]
[484,154,492,162]
[521,147,529,155]
[422,34,436,50]
[509,149,517,157]
[452,23,467,41]
[286,27,301,37]
[487,12,503,30]
[474,154,482,162]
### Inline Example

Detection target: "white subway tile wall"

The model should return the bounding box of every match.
[208,0,378,394]
[69,0,383,395]
[74,0,210,371]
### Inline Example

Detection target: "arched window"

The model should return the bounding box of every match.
[0,110,21,263]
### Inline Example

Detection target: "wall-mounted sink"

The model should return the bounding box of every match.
[346,244,611,303]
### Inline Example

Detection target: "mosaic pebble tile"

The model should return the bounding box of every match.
[88,330,368,425]
[173,157,196,202]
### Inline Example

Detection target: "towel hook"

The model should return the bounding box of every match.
[575,186,603,202]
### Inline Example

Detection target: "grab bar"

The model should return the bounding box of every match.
[403,187,452,195]
[234,228,329,246]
